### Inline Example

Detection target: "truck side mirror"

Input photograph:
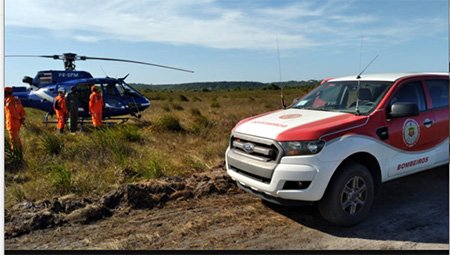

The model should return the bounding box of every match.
[389,102,419,118]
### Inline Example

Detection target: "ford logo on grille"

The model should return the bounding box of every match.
[243,142,255,153]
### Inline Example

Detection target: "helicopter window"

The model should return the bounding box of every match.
[103,83,119,96]
[115,83,125,96]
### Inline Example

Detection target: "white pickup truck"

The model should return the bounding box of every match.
[226,73,449,226]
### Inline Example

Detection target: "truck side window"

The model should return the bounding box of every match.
[425,79,448,109]
[389,81,426,112]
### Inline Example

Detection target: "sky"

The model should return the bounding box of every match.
[5,0,449,86]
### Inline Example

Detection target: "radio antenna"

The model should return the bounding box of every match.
[355,54,378,115]
[277,36,286,109]
[357,54,378,79]
[100,66,109,78]
[359,36,363,72]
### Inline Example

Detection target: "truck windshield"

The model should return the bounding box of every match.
[291,81,393,114]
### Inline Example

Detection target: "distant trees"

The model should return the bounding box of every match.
[131,80,320,92]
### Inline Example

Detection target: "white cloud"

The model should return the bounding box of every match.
[5,0,446,50]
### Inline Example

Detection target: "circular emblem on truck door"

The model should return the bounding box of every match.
[279,114,302,119]
[402,119,420,147]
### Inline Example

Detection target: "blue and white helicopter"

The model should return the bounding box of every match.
[6,52,193,123]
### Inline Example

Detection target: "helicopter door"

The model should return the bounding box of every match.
[76,83,92,116]
[101,83,124,116]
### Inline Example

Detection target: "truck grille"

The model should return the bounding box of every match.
[231,166,271,184]
[230,135,280,162]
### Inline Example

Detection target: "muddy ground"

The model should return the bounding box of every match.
[5,165,449,250]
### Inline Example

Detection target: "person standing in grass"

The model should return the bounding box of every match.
[4,87,26,153]
[54,87,68,134]
[89,86,104,128]
[66,86,79,133]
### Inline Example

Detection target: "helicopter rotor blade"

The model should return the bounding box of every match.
[6,54,61,60]
[82,56,194,73]
[6,53,194,73]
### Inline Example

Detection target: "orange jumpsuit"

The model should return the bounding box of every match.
[5,95,26,151]
[53,94,68,131]
[89,91,104,127]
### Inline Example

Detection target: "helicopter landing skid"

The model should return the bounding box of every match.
[42,114,129,130]
[78,117,130,130]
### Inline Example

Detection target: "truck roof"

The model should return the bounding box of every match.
[329,72,448,82]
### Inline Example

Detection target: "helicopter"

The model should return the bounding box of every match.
[6,52,193,124]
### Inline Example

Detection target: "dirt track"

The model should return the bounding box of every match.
[5,165,449,250]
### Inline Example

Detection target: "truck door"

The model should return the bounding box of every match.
[424,78,449,165]
[385,80,435,177]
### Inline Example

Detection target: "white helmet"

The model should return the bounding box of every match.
[58,87,66,93]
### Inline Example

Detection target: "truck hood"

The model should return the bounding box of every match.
[233,108,368,141]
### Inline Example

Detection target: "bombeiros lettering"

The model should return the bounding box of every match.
[397,157,429,170]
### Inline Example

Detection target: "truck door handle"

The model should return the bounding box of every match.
[423,119,433,128]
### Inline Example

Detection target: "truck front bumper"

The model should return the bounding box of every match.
[226,147,337,202]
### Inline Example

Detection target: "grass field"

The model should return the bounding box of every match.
[4,86,314,209]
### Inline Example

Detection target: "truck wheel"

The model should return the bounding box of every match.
[318,162,374,226]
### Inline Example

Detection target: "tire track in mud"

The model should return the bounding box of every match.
[5,165,448,250]
[5,164,238,239]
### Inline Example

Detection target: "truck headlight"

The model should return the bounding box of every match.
[279,140,325,156]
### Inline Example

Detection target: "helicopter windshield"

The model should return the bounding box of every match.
[291,81,392,114]
[119,81,143,96]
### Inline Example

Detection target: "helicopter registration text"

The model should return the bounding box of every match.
[58,72,80,78]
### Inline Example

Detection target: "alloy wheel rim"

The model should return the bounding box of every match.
[340,176,367,215]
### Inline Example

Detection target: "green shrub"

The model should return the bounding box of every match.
[178,95,189,102]
[47,164,72,194]
[91,128,134,165]
[184,155,208,171]
[191,115,213,134]
[153,115,184,132]
[172,104,184,111]
[192,96,202,102]
[24,122,43,135]
[137,153,165,179]
[40,132,63,155]
[9,185,26,204]
[210,101,220,108]
[4,138,23,166]
[189,108,213,134]
[119,125,142,143]
[190,108,202,117]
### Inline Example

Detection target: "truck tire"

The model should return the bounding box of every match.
[318,162,374,226]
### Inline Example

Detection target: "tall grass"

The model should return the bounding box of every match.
[46,164,72,194]
[89,126,141,165]
[5,138,23,167]
[5,87,315,208]
[40,131,63,155]
[137,152,165,179]
[153,115,184,132]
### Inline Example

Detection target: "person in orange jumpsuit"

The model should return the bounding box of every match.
[53,87,68,133]
[4,87,26,152]
[89,86,104,128]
